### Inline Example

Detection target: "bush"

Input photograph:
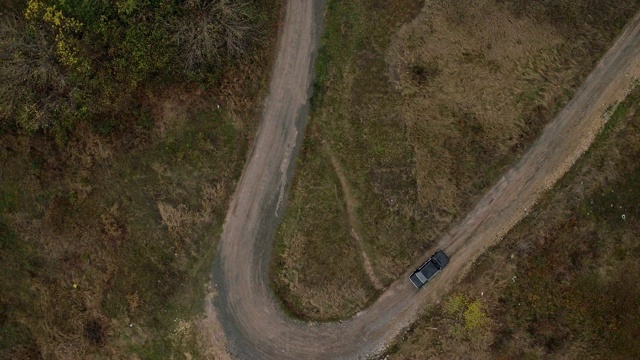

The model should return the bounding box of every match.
[444,294,489,342]
[0,14,71,132]
[173,0,256,73]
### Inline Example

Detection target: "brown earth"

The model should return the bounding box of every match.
[211,1,640,358]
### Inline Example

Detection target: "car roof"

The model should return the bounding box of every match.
[419,261,439,280]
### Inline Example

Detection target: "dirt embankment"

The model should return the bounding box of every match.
[210,1,640,358]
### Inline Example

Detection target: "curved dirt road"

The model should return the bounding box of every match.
[212,1,640,358]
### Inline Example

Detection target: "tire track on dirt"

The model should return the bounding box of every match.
[212,1,640,358]
[321,137,384,291]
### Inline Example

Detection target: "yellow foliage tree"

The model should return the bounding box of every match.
[24,0,87,71]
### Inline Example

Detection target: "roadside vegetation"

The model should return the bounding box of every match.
[383,79,640,360]
[0,0,281,358]
[272,0,640,321]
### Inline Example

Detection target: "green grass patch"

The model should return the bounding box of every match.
[272,129,376,320]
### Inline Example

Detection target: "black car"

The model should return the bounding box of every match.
[409,250,449,289]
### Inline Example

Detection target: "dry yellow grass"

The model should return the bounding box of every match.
[388,0,570,216]
[274,0,639,322]
[385,84,640,360]
[366,0,636,281]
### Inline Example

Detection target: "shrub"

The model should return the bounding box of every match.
[444,294,489,340]
[173,0,255,73]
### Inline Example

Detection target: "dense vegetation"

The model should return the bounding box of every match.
[0,0,264,140]
[0,0,280,358]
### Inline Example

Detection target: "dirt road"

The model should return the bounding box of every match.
[211,1,640,358]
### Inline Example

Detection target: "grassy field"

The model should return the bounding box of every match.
[271,0,423,321]
[0,97,259,360]
[0,1,282,359]
[382,79,640,360]
[271,0,640,321]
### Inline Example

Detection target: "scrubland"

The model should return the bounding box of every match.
[272,0,640,323]
[383,82,640,360]
[0,0,281,358]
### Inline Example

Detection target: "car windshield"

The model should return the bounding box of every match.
[415,271,428,283]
